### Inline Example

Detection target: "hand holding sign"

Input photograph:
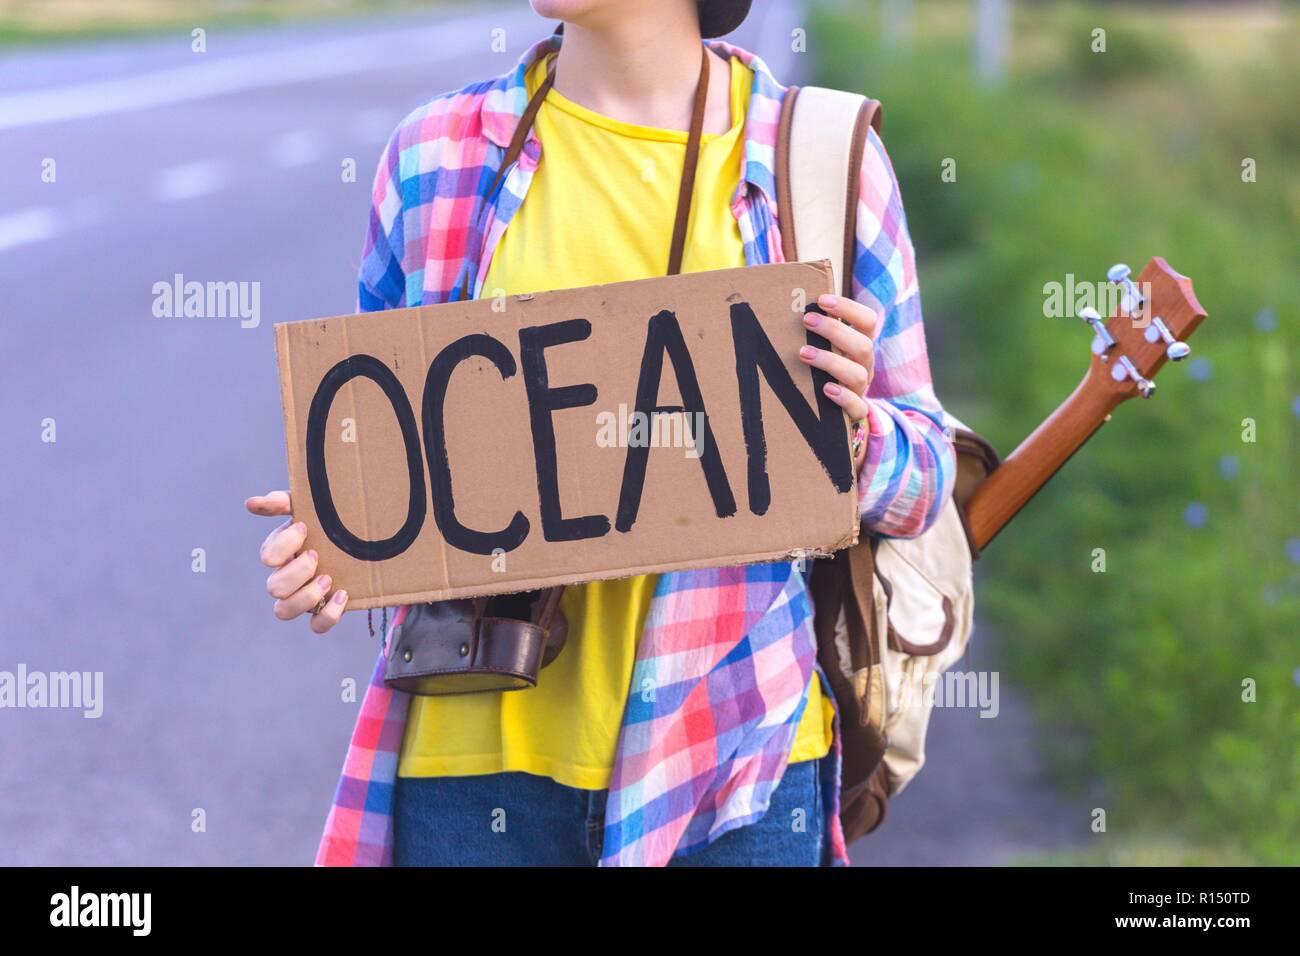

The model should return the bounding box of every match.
[246,490,348,632]
[801,292,881,423]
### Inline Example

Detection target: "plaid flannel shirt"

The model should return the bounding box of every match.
[315,34,954,868]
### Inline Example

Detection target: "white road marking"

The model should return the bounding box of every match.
[153,160,224,202]
[0,12,538,132]
[271,128,323,168]
[0,207,58,252]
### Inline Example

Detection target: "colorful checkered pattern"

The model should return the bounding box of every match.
[314,606,410,866]
[316,34,953,868]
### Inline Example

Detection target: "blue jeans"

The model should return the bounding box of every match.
[394,757,827,866]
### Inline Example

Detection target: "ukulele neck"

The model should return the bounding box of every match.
[965,376,1122,551]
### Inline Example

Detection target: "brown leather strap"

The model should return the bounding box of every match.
[455,62,558,302]
[534,584,565,631]
[462,50,709,290]
[774,85,800,264]
[666,47,710,277]
[488,63,557,207]
[840,98,875,299]
[847,539,879,668]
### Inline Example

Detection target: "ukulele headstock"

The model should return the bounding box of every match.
[1077,257,1207,403]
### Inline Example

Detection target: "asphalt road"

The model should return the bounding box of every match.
[0,2,1086,866]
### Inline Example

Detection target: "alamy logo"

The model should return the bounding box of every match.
[595,404,707,459]
[893,670,1000,718]
[0,664,102,718]
[152,273,261,328]
[50,886,151,936]
[1042,273,1151,326]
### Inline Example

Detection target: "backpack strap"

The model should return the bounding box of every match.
[778,83,893,842]
[775,85,881,296]
[779,85,1003,845]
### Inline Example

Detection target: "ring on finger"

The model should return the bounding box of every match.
[312,593,331,616]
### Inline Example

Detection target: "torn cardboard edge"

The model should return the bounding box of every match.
[340,535,859,611]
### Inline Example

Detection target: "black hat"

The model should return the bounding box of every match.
[698,0,751,38]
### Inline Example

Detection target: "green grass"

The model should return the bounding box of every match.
[813,0,1298,865]
[1014,839,1259,867]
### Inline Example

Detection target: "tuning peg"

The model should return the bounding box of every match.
[1107,262,1145,317]
[1079,306,1116,355]
[1111,355,1156,398]
[1143,316,1191,361]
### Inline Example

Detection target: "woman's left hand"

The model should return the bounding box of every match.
[797,293,882,421]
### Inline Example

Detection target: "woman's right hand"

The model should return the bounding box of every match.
[245,490,348,633]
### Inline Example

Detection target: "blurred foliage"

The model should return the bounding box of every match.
[812,0,1297,864]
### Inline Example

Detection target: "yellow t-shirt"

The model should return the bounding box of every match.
[397,53,834,789]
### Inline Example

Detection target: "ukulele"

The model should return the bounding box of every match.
[965,256,1208,550]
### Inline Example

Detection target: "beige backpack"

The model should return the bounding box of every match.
[776,86,1001,842]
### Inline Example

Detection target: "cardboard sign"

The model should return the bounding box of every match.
[274,260,858,609]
